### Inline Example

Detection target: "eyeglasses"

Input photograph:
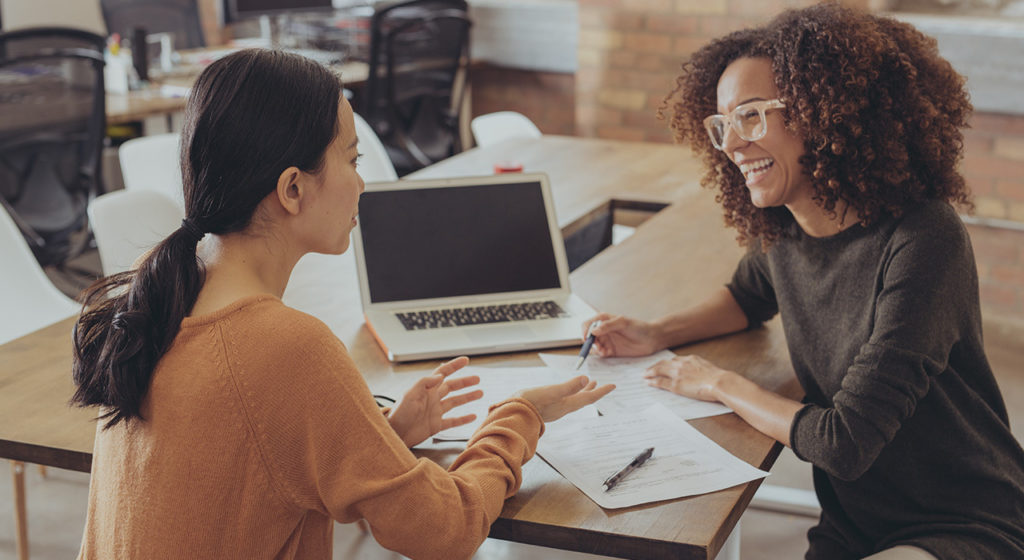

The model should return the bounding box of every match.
[703,99,786,151]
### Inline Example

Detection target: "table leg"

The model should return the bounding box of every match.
[11,460,30,560]
[715,520,740,560]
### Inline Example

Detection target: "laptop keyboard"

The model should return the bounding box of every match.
[396,301,569,330]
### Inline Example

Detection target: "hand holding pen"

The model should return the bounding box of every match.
[580,314,662,359]
[574,320,601,370]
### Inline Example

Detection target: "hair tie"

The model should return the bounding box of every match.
[180,217,205,243]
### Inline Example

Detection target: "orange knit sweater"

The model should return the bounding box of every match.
[77,295,544,560]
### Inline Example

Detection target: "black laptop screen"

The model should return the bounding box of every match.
[357,180,562,303]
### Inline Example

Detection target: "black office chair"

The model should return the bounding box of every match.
[362,0,471,176]
[0,27,106,271]
[100,0,206,50]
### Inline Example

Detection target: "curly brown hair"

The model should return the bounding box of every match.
[663,2,973,247]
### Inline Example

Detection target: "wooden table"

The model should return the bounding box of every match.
[0,136,800,560]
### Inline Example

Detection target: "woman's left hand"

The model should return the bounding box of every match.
[388,356,483,448]
[642,354,732,402]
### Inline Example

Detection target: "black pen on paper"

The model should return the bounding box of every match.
[574,320,601,370]
[603,447,655,492]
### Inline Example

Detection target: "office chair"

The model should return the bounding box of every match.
[0,27,106,273]
[100,0,206,51]
[0,201,81,560]
[470,111,542,148]
[118,132,185,210]
[88,189,185,275]
[362,0,471,176]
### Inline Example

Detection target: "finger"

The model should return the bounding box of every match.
[591,315,624,337]
[434,356,470,378]
[440,413,478,430]
[559,382,616,410]
[442,375,481,393]
[415,373,445,392]
[441,389,483,413]
[581,313,612,339]
[646,377,671,391]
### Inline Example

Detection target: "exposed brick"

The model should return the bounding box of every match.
[994,137,1024,162]
[675,0,728,15]
[961,155,1024,181]
[597,88,649,111]
[623,32,675,53]
[646,14,700,34]
[674,35,715,55]
[580,8,647,31]
[970,112,1018,134]
[1009,202,1024,223]
[579,29,624,49]
[992,264,1024,287]
[699,14,760,36]
[964,174,995,197]
[974,196,1009,220]
[623,0,675,12]
[968,226,1022,262]
[979,281,1018,309]
[962,130,994,156]
[578,47,606,69]
[623,108,661,128]
[995,180,1024,203]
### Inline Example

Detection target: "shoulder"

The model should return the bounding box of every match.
[883,200,971,262]
[212,297,357,388]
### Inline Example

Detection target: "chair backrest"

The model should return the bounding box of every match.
[352,112,399,182]
[0,202,80,345]
[362,0,470,176]
[88,189,185,276]
[100,0,206,50]
[470,111,542,148]
[0,27,106,268]
[118,132,185,210]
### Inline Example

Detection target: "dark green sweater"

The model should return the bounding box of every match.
[728,200,1024,559]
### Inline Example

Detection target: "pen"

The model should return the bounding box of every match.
[574,320,601,370]
[603,446,654,492]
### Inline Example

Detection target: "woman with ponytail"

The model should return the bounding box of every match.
[72,49,612,560]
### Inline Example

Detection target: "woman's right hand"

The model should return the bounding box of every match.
[514,376,614,422]
[582,313,662,358]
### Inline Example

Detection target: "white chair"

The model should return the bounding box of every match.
[1,202,81,560]
[88,190,185,276]
[470,111,542,148]
[352,112,399,182]
[117,132,185,209]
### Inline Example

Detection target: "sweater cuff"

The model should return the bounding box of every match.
[488,397,545,439]
[788,402,817,463]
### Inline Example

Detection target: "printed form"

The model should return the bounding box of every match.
[536,403,768,509]
[539,351,732,420]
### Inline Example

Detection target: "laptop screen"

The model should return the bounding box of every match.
[357,180,561,303]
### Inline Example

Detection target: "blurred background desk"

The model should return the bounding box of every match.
[0,136,801,560]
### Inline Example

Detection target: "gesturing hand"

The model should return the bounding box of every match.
[388,356,483,448]
[642,354,730,402]
[514,375,615,422]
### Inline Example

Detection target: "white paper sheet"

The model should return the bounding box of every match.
[536,403,768,509]
[539,351,732,420]
[432,365,590,441]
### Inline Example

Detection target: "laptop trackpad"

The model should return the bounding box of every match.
[467,325,535,345]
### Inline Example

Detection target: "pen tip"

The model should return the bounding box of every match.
[573,356,584,370]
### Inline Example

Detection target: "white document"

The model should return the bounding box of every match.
[536,403,768,509]
[432,365,588,441]
[539,351,732,420]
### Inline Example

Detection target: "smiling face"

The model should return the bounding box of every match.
[715,57,814,212]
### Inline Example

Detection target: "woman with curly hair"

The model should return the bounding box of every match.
[583,4,1024,559]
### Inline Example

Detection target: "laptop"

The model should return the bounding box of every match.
[351,172,596,362]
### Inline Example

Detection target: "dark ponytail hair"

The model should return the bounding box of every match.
[72,50,343,428]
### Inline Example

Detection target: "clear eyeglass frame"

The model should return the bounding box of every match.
[703,99,786,151]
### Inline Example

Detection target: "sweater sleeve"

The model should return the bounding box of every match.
[789,206,974,481]
[726,247,779,327]
[223,312,543,560]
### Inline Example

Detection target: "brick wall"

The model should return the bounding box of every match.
[469,64,576,137]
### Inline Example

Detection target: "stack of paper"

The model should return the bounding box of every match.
[536,403,768,509]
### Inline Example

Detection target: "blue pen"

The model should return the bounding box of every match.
[574,320,601,370]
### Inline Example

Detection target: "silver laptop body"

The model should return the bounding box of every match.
[351,172,595,362]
